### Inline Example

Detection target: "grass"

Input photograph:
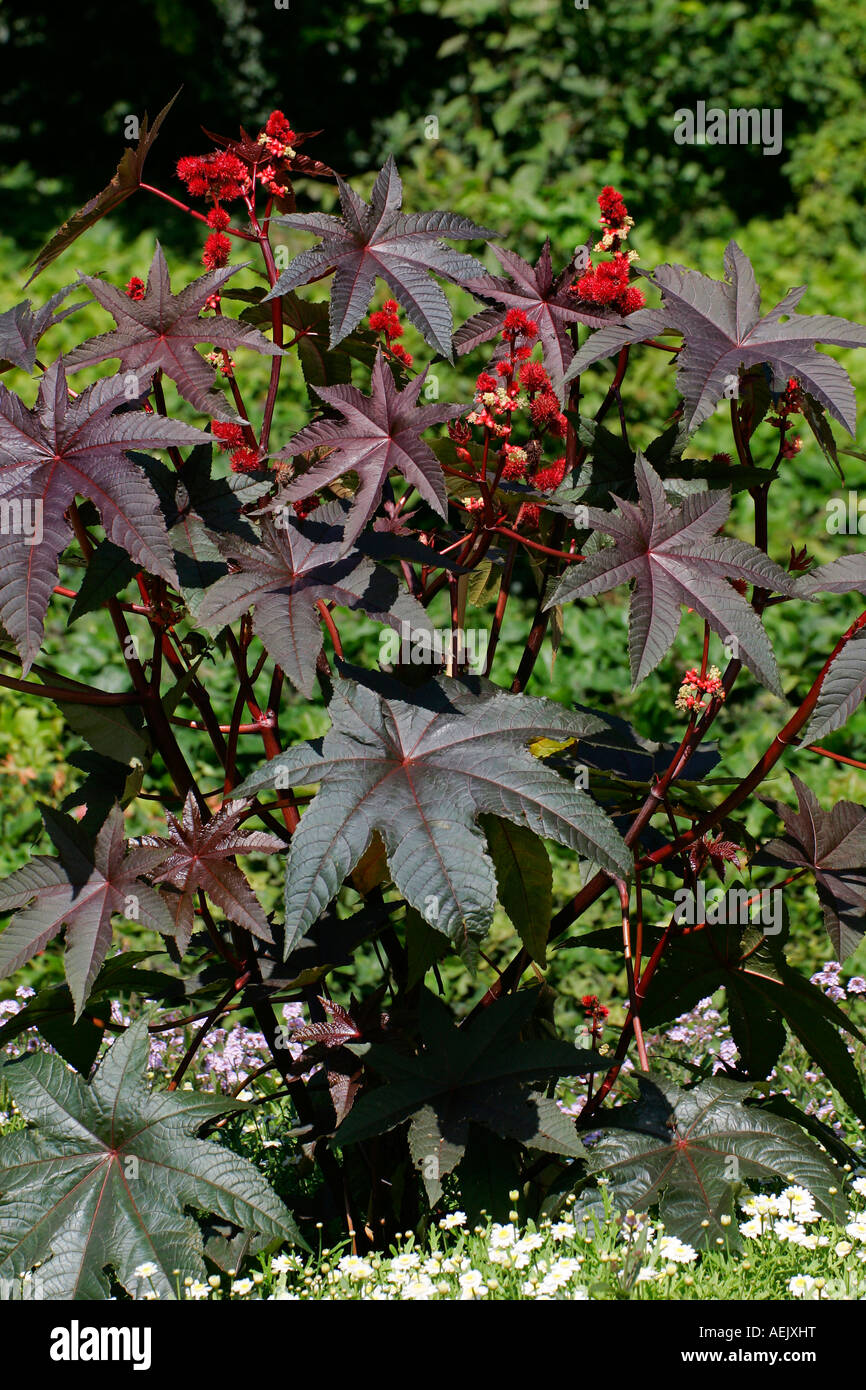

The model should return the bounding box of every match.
[3,973,863,1301]
[57,1185,866,1302]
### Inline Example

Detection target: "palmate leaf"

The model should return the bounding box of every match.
[64,243,285,421]
[266,155,498,358]
[640,918,866,1120]
[0,1019,301,1300]
[583,1075,844,1250]
[455,239,614,378]
[25,91,180,284]
[234,669,632,958]
[0,361,205,671]
[196,502,432,696]
[558,242,866,438]
[0,952,186,1074]
[0,806,176,1018]
[804,628,866,742]
[131,793,284,953]
[334,990,597,1203]
[0,285,85,374]
[801,551,866,597]
[273,350,466,548]
[760,772,866,959]
[547,452,800,694]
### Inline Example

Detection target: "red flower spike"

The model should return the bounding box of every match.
[265,110,297,146]
[176,152,251,202]
[529,390,562,428]
[598,186,629,230]
[202,232,231,270]
[533,456,568,492]
[503,307,534,335]
[230,447,261,474]
[206,207,231,231]
[125,277,145,301]
[212,422,245,453]
[519,361,550,392]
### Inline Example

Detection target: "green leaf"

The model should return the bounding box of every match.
[404,905,451,988]
[801,392,843,479]
[235,670,631,959]
[640,916,866,1120]
[58,694,150,767]
[408,1104,467,1204]
[480,814,552,963]
[242,291,378,396]
[67,540,139,624]
[0,806,177,1017]
[0,1019,303,1299]
[333,987,599,1203]
[583,1075,845,1250]
[0,955,185,1073]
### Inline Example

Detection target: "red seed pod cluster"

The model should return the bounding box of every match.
[369,299,413,367]
[176,152,251,202]
[571,186,645,315]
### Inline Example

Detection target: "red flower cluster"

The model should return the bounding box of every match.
[598,186,629,233]
[263,110,297,155]
[529,390,567,436]
[211,422,261,474]
[125,277,145,301]
[518,360,549,393]
[503,308,538,340]
[176,152,250,202]
[581,994,610,1022]
[292,496,321,519]
[769,376,803,429]
[207,207,231,231]
[369,299,413,367]
[499,444,530,480]
[202,232,231,270]
[675,665,726,714]
[212,422,245,451]
[532,456,568,493]
[571,186,644,315]
[255,111,301,197]
[574,253,645,315]
[228,447,261,475]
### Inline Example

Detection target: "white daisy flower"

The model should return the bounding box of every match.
[338,1256,374,1281]
[438,1211,466,1230]
[788,1274,815,1296]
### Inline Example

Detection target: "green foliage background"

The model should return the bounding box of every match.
[2,0,866,1023]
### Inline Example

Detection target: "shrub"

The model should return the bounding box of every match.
[0,98,865,1300]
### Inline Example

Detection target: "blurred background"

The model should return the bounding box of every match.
[2,0,865,1010]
